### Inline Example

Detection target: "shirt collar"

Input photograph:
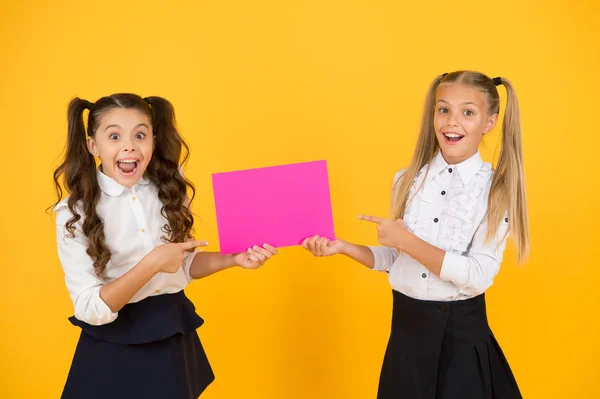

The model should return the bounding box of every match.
[97,166,150,197]
[427,150,483,185]
[456,151,484,185]
[428,150,449,177]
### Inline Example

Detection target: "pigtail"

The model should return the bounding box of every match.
[53,98,94,208]
[486,78,530,263]
[143,96,195,243]
[52,98,110,276]
[392,74,444,220]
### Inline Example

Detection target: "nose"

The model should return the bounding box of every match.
[446,112,459,127]
[121,137,136,152]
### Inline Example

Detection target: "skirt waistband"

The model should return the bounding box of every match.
[390,289,490,343]
[69,290,204,345]
[392,290,487,315]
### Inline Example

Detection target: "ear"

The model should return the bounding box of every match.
[87,137,99,157]
[483,113,499,135]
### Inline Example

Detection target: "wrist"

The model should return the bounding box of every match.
[140,253,161,276]
[396,231,414,252]
[338,239,350,256]
[227,253,239,268]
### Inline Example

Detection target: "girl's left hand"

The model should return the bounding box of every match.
[234,244,278,269]
[358,215,410,250]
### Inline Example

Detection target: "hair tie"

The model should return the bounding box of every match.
[493,77,502,86]
[84,100,94,111]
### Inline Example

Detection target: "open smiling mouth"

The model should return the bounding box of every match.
[443,133,465,143]
[117,159,139,177]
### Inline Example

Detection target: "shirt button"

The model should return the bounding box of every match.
[421,273,427,278]
[434,218,439,223]
[140,229,145,233]
[505,217,509,222]
[448,168,453,173]
[441,190,446,195]
[132,196,137,201]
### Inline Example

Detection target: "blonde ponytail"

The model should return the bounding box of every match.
[486,78,530,263]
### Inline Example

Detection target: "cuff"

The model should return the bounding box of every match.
[368,246,397,271]
[182,249,201,282]
[440,251,469,287]
[74,286,119,326]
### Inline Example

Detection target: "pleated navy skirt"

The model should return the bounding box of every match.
[61,290,214,399]
[377,290,521,399]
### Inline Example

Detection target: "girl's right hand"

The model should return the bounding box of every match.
[301,236,346,257]
[146,240,209,274]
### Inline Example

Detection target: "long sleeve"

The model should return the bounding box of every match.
[55,205,118,326]
[181,249,200,282]
[440,215,509,296]
[368,246,399,271]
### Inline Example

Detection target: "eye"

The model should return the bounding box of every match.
[135,132,147,139]
[438,107,448,114]
[464,109,474,116]
[109,133,119,140]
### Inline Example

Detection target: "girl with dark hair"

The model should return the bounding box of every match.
[52,93,277,399]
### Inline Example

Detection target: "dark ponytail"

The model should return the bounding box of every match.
[53,98,110,276]
[143,96,195,243]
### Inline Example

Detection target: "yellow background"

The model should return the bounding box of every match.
[1,0,598,398]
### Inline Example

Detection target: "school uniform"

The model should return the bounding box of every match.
[55,170,214,399]
[370,151,521,399]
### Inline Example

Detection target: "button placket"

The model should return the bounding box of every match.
[430,175,450,245]
[129,191,153,250]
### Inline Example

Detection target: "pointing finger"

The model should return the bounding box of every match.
[182,240,209,250]
[358,215,387,224]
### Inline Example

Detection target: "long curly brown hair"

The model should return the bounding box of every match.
[52,93,196,276]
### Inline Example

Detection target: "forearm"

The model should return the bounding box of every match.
[189,252,237,279]
[399,232,445,276]
[340,242,376,269]
[99,258,158,313]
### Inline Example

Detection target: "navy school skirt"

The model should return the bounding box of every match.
[377,290,522,399]
[61,290,214,399]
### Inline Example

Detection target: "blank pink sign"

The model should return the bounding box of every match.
[212,160,335,254]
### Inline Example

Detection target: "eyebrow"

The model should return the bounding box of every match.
[437,99,479,107]
[104,123,150,132]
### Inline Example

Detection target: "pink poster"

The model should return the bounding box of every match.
[212,160,336,254]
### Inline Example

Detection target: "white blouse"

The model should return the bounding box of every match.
[54,170,198,326]
[369,151,510,301]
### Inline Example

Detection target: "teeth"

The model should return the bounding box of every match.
[444,133,463,138]
[118,160,137,163]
